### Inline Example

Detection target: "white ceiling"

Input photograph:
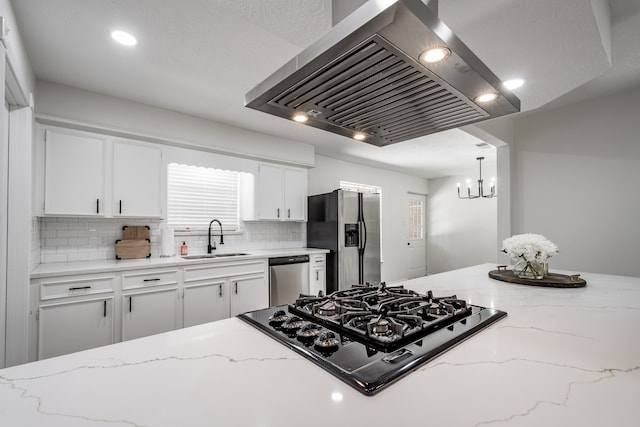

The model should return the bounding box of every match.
[10,0,640,178]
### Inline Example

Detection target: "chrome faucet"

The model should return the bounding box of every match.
[207,219,224,253]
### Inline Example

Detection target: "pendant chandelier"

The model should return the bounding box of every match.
[457,157,496,199]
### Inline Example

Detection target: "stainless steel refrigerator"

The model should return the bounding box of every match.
[307,189,381,293]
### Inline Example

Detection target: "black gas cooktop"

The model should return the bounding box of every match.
[238,283,506,395]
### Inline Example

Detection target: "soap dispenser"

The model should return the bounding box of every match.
[180,241,188,256]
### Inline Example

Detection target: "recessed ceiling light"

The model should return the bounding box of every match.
[475,92,498,103]
[353,132,366,141]
[503,78,525,90]
[293,113,308,123]
[419,47,451,64]
[111,30,138,46]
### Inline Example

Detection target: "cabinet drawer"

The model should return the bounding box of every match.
[310,254,325,267]
[183,260,266,283]
[40,276,116,301]
[122,269,179,290]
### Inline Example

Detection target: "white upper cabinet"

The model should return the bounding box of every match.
[113,139,163,218]
[44,127,106,216]
[257,163,285,220]
[39,125,164,218]
[245,163,307,221]
[283,168,307,221]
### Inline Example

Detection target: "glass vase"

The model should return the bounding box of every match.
[513,259,547,279]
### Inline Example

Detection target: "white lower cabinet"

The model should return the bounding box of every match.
[122,288,179,341]
[38,297,114,360]
[309,254,326,296]
[230,275,269,316]
[183,280,229,327]
[182,260,268,326]
[30,258,270,361]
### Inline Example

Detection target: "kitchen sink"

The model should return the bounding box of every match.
[213,252,248,257]
[182,253,248,260]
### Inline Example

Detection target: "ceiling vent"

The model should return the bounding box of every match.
[245,0,520,147]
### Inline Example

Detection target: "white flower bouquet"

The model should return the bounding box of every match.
[502,234,558,279]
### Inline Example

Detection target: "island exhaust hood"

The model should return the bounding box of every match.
[245,0,520,147]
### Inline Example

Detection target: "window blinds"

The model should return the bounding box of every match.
[167,163,240,231]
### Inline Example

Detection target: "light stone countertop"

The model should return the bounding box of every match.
[4,263,639,426]
[30,248,330,278]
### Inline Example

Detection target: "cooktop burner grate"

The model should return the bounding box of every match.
[238,283,506,395]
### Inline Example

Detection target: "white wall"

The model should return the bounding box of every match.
[308,154,428,283]
[35,81,315,167]
[426,165,498,275]
[0,0,36,95]
[512,86,640,277]
[1,0,36,368]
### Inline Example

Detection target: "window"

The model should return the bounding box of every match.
[167,163,241,231]
[408,197,424,240]
[339,181,381,194]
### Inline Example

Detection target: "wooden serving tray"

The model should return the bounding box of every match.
[122,225,150,240]
[115,239,151,260]
[488,266,587,288]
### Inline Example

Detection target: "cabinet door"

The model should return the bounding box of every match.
[310,268,326,297]
[183,281,229,327]
[257,164,284,220]
[122,289,179,341]
[113,140,163,218]
[230,275,268,316]
[38,297,114,360]
[44,127,105,216]
[283,168,307,221]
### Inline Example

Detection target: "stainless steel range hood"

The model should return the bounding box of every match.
[245,0,520,147]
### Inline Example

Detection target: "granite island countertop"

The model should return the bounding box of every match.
[2,263,639,426]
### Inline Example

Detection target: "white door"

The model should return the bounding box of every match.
[44,127,106,216]
[38,297,115,360]
[283,168,307,220]
[257,164,284,220]
[230,275,268,316]
[183,281,229,327]
[113,139,163,217]
[407,193,427,279]
[122,288,179,341]
[0,100,8,368]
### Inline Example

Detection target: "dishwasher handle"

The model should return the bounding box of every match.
[269,255,309,266]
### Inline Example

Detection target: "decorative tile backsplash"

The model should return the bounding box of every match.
[36,217,306,264]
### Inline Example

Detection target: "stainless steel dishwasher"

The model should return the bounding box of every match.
[269,255,310,306]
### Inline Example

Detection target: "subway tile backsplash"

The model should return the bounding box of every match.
[36,217,306,265]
